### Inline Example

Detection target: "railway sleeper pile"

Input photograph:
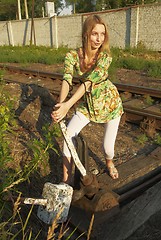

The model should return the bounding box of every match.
[68,136,161,239]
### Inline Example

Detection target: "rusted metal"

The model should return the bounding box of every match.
[140,118,156,137]
[2,64,161,137]
[124,106,161,130]
[115,82,161,98]
[119,170,161,204]
[74,134,89,189]
[1,64,161,99]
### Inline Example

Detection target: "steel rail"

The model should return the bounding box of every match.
[115,82,161,98]
[3,76,161,124]
[1,64,161,98]
[118,170,161,205]
[0,64,65,80]
[124,107,161,120]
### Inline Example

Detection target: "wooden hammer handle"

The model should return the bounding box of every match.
[60,120,87,177]
[5,194,48,206]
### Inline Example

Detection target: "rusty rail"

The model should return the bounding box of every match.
[1,64,161,98]
[118,168,161,204]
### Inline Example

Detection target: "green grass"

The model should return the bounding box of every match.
[110,45,161,79]
[0,45,160,79]
[0,76,64,239]
[1,44,160,85]
[0,45,69,65]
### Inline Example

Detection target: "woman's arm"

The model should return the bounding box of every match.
[59,80,70,103]
[52,81,91,122]
[66,81,91,109]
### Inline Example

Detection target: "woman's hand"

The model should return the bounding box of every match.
[51,102,70,122]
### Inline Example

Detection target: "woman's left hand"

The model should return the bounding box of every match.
[51,102,70,123]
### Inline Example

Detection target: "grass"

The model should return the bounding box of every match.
[0,73,92,239]
[0,75,63,239]
[110,44,161,79]
[136,133,149,145]
[0,45,69,65]
[0,45,160,79]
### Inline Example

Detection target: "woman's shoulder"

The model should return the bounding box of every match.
[66,49,79,58]
[98,51,112,62]
[99,50,111,58]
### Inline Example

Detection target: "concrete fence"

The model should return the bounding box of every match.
[0,3,160,51]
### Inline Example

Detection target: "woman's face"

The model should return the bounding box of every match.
[90,24,105,50]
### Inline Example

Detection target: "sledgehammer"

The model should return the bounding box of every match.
[37,120,99,225]
[6,183,73,225]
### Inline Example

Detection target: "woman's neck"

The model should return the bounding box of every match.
[86,49,98,60]
[79,47,99,72]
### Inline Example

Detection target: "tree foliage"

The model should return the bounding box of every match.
[0,0,64,21]
[65,0,160,13]
[0,0,160,20]
[0,0,17,20]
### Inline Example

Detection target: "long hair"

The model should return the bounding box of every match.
[82,15,110,59]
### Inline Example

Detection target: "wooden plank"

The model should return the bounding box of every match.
[99,180,161,240]
[98,146,161,192]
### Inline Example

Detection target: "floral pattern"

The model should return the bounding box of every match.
[63,49,124,123]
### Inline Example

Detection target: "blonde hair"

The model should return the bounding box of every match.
[82,15,110,59]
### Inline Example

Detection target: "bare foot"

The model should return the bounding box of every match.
[106,160,119,179]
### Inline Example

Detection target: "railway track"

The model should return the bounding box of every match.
[1,64,161,134]
[1,64,161,239]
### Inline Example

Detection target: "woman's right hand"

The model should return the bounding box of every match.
[51,102,70,123]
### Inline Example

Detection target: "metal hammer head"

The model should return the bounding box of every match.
[37,182,73,224]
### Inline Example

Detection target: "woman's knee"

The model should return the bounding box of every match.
[104,149,114,160]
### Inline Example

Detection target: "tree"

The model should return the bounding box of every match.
[65,0,160,13]
[0,0,17,20]
[25,0,64,18]
[65,0,95,13]
[0,0,64,21]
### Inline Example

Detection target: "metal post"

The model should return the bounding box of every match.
[30,0,36,45]
[17,0,22,20]
[7,21,14,46]
[24,0,29,19]
[135,6,139,47]
[54,15,58,49]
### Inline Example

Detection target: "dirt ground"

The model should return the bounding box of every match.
[2,63,161,239]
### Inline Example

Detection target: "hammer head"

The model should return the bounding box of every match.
[37,182,73,224]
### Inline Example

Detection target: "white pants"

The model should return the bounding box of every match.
[63,111,120,160]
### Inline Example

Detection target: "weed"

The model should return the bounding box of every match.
[0,46,69,65]
[154,134,161,145]
[23,123,61,179]
[0,79,21,192]
[0,46,161,78]
[143,95,154,105]
[0,78,63,239]
[136,133,148,145]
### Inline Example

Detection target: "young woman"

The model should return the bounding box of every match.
[51,15,123,184]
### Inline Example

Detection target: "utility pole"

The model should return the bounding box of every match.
[72,0,76,14]
[30,0,36,45]
[101,0,106,11]
[24,0,29,19]
[17,0,22,20]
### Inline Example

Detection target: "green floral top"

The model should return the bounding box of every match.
[63,49,123,123]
